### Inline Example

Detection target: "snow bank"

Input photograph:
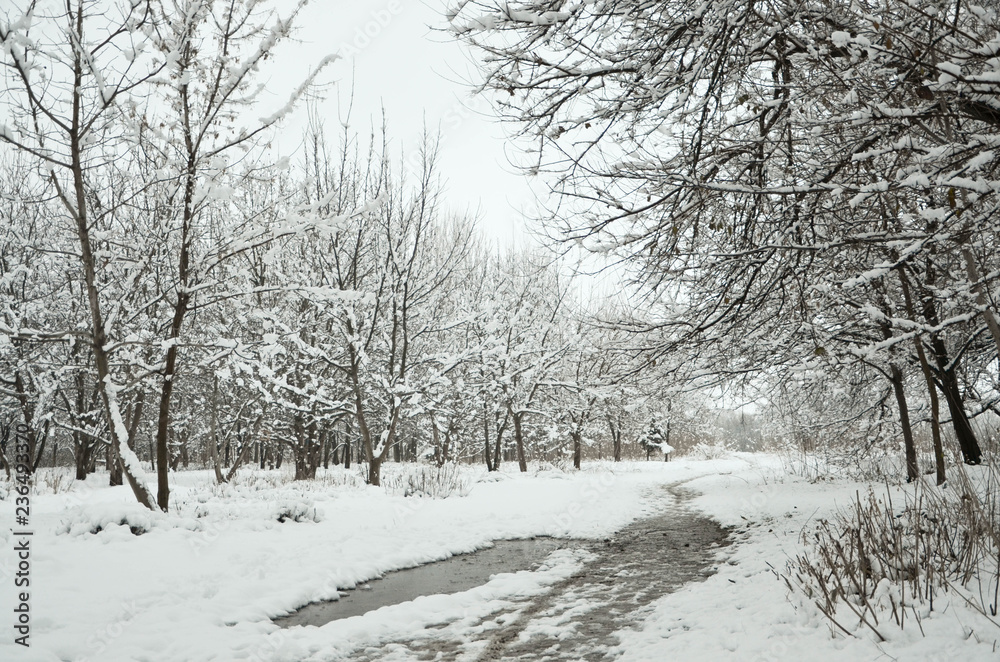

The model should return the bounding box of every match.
[615,456,1000,661]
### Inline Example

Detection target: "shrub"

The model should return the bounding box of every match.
[273,501,323,523]
[786,467,1000,641]
[382,463,471,498]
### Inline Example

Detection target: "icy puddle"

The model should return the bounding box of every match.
[337,484,732,661]
[274,537,580,627]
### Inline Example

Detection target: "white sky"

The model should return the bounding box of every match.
[265,0,542,247]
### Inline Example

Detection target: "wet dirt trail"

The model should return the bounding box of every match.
[344,481,731,662]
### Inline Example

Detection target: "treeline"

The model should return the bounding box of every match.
[0,123,738,493]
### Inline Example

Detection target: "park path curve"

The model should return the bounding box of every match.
[346,479,732,662]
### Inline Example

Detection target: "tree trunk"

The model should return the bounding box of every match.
[322,430,331,469]
[348,357,397,485]
[512,410,528,472]
[922,277,982,465]
[12,372,41,475]
[153,330,183,510]
[343,418,352,470]
[226,415,262,483]
[74,434,92,481]
[936,364,982,465]
[608,417,622,462]
[888,364,919,482]
[0,425,11,480]
[960,246,1000,362]
[493,426,503,471]
[65,78,156,509]
[483,404,495,471]
[70,368,96,480]
[368,456,382,486]
[491,410,507,472]
[209,376,226,484]
[293,415,308,480]
[293,417,319,481]
[572,431,582,470]
[179,430,189,468]
[431,415,443,467]
[878,316,919,481]
[898,268,946,485]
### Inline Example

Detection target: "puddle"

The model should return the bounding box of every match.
[274,537,579,627]
[274,483,733,661]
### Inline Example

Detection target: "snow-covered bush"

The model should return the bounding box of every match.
[31,468,75,495]
[381,463,471,498]
[786,468,1000,641]
[56,505,199,537]
[315,467,367,489]
[533,459,571,475]
[226,469,291,492]
[689,441,730,460]
[272,501,323,523]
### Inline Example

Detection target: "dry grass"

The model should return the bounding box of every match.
[380,463,471,498]
[786,464,1000,641]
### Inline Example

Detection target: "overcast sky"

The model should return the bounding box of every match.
[264,0,541,247]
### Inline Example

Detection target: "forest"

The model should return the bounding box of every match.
[0,0,766,512]
[3,1,1000,659]
[2,0,998,510]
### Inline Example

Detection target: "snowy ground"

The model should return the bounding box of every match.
[618,459,1000,662]
[1,455,999,661]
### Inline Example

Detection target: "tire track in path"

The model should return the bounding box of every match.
[352,479,731,662]
[472,480,730,662]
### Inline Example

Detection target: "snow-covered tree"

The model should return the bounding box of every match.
[451,0,1000,473]
[0,0,335,509]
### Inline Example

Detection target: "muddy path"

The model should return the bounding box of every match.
[346,481,731,661]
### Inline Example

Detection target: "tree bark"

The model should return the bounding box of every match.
[431,414,444,467]
[483,402,494,471]
[898,267,946,485]
[921,268,982,465]
[225,415,262,483]
[367,457,382,486]
[293,415,320,481]
[322,430,331,469]
[878,316,919,481]
[607,416,622,462]
[107,443,123,486]
[512,409,528,472]
[12,372,42,475]
[344,419,352,470]
[74,434,94,481]
[491,409,507,472]
[888,363,919,482]
[960,244,1000,362]
[209,376,226,484]
[153,326,183,509]
[935,361,982,465]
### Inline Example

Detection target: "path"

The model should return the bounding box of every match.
[336,481,731,661]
